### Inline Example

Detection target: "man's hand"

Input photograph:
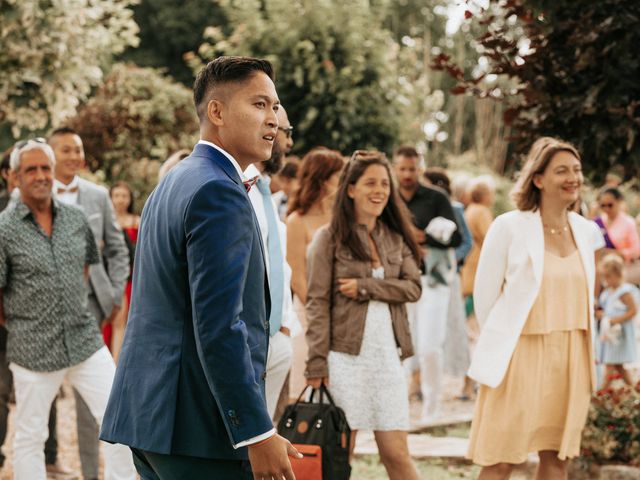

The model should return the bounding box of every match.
[338,278,358,299]
[248,434,301,480]
[99,304,122,331]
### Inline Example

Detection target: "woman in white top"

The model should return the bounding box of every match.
[466,137,604,479]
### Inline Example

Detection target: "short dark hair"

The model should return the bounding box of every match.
[423,167,451,196]
[193,56,274,122]
[49,126,79,139]
[598,186,624,201]
[393,145,419,159]
[279,161,298,180]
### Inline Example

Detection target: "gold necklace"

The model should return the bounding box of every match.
[544,224,569,235]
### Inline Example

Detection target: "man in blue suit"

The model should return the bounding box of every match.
[101,56,300,479]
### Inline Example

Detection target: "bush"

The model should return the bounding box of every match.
[581,380,640,466]
[0,0,138,137]
[67,63,198,206]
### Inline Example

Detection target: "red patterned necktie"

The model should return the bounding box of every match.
[243,176,259,193]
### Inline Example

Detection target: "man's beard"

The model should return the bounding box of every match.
[262,143,284,175]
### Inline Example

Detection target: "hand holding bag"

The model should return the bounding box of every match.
[277,385,351,480]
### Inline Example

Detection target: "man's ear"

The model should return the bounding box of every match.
[207,99,224,127]
[10,170,20,188]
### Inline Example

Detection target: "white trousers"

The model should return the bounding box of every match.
[265,331,293,419]
[406,277,450,419]
[10,346,136,480]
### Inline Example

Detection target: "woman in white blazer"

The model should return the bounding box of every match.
[466,137,604,480]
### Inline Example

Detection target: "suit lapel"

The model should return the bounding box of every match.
[193,143,270,289]
[192,143,243,187]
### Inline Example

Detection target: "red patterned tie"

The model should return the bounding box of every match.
[243,176,259,193]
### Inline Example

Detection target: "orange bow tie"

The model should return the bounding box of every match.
[57,186,78,194]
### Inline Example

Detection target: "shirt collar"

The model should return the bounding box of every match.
[197,140,247,181]
[53,176,79,192]
[243,163,268,183]
[15,197,59,220]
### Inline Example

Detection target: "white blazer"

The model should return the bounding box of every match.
[467,209,604,388]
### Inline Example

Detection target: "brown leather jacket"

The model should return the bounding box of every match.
[305,221,422,379]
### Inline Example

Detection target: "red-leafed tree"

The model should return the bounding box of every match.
[433,0,640,179]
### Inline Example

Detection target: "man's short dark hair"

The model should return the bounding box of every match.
[193,56,274,122]
[393,145,420,159]
[49,126,79,139]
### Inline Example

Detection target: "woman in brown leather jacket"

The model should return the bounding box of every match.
[305,151,422,480]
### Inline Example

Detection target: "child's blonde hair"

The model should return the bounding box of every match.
[599,253,625,278]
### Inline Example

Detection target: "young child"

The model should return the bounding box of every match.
[596,254,638,389]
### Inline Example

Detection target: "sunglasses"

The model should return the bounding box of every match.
[14,137,47,150]
[350,150,385,162]
[278,126,294,139]
[599,203,615,209]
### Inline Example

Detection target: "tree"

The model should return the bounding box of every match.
[0,0,139,138]
[66,63,198,203]
[188,0,404,155]
[119,0,227,85]
[432,0,640,179]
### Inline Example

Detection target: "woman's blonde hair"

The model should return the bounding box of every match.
[599,253,625,278]
[510,137,581,211]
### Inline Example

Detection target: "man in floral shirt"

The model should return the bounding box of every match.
[0,139,135,480]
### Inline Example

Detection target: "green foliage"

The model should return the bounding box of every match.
[0,0,139,138]
[433,0,640,179]
[66,63,198,203]
[189,0,404,155]
[119,0,227,85]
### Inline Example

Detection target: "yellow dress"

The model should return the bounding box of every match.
[467,250,595,466]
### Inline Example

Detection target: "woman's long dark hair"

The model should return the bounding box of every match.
[330,151,422,264]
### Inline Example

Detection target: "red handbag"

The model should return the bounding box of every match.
[290,444,323,480]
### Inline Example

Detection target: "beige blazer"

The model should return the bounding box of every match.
[467,209,604,388]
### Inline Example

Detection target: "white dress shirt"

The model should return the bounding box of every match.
[53,176,80,205]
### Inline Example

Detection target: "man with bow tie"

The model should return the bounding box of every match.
[49,127,129,480]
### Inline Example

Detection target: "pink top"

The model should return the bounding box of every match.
[604,212,640,262]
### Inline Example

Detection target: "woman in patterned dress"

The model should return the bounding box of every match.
[305,151,422,480]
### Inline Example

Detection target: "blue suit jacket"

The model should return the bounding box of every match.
[100,143,272,460]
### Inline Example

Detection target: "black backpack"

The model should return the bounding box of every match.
[277,385,352,480]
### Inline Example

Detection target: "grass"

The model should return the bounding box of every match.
[352,456,534,479]
[352,457,480,479]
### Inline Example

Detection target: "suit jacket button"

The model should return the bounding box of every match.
[264,321,269,331]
